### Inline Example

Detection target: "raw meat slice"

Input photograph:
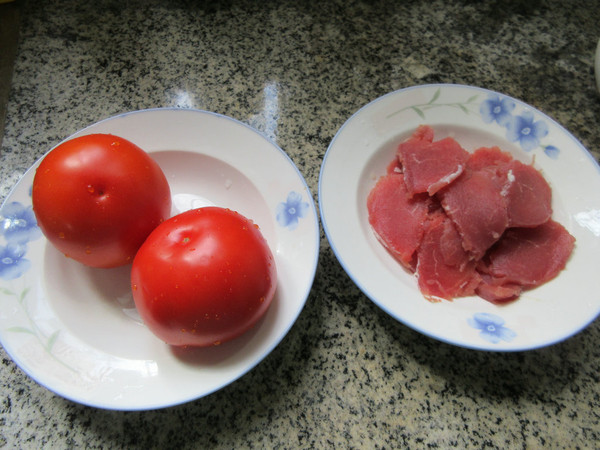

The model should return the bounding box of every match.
[396,126,469,196]
[438,170,509,259]
[466,147,513,195]
[468,149,552,227]
[416,212,481,301]
[502,160,552,228]
[367,174,430,270]
[391,125,434,175]
[467,146,513,171]
[410,124,435,143]
[478,219,575,288]
[475,273,523,304]
[386,156,402,175]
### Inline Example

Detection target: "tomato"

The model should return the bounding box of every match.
[32,133,171,268]
[131,207,277,347]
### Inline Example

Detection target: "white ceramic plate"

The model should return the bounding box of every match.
[319,84,600,351]
[0,108,319,410]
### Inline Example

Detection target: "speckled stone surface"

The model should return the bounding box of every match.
[1,0,600,448]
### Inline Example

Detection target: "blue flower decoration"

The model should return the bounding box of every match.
[468,312,516,344]
[276,191,309,230]
[1,201,42,245]
[480,94,515,126]
[0,243,31,281]
[505,110,549,152]
[543,144,560,159]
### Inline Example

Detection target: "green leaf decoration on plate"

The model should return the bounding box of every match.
[2,287,76,372]
[387,87,480,119]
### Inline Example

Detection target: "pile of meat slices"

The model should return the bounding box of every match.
[367,125,575,304]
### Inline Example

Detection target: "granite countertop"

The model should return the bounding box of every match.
[1,0,600,448]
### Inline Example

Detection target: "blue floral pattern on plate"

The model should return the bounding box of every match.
[1,201,42,245]
[480,92,558,157]
[0,191,70,369]
[276,191,309,230]
[0,199,41,280]
[389,87,561,159]
[479,93,516,126]
[0,243,31,280]
[504,110,549,151]
[468,312,517,344]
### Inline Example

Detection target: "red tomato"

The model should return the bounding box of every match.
[32,133,171,268]
[131,207,277,347]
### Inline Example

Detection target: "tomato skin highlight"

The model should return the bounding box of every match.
[32,133,171,268]
[131,207,277,347]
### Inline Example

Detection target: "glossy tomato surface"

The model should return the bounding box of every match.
[131,207,278,347]
[32,133,171,268]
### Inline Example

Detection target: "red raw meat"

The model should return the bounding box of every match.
[467,146,513,171]
[367,173,430,270]
[438,170,509,259]
[478,219,575,288]
[367,126,575,304]
[416,212,481,301]
[468,148,552,228]
[396,126,469,197]
[475,273,523,304]
[386,157,402,175]
[502,160,552,227]
[410,124,435,142]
